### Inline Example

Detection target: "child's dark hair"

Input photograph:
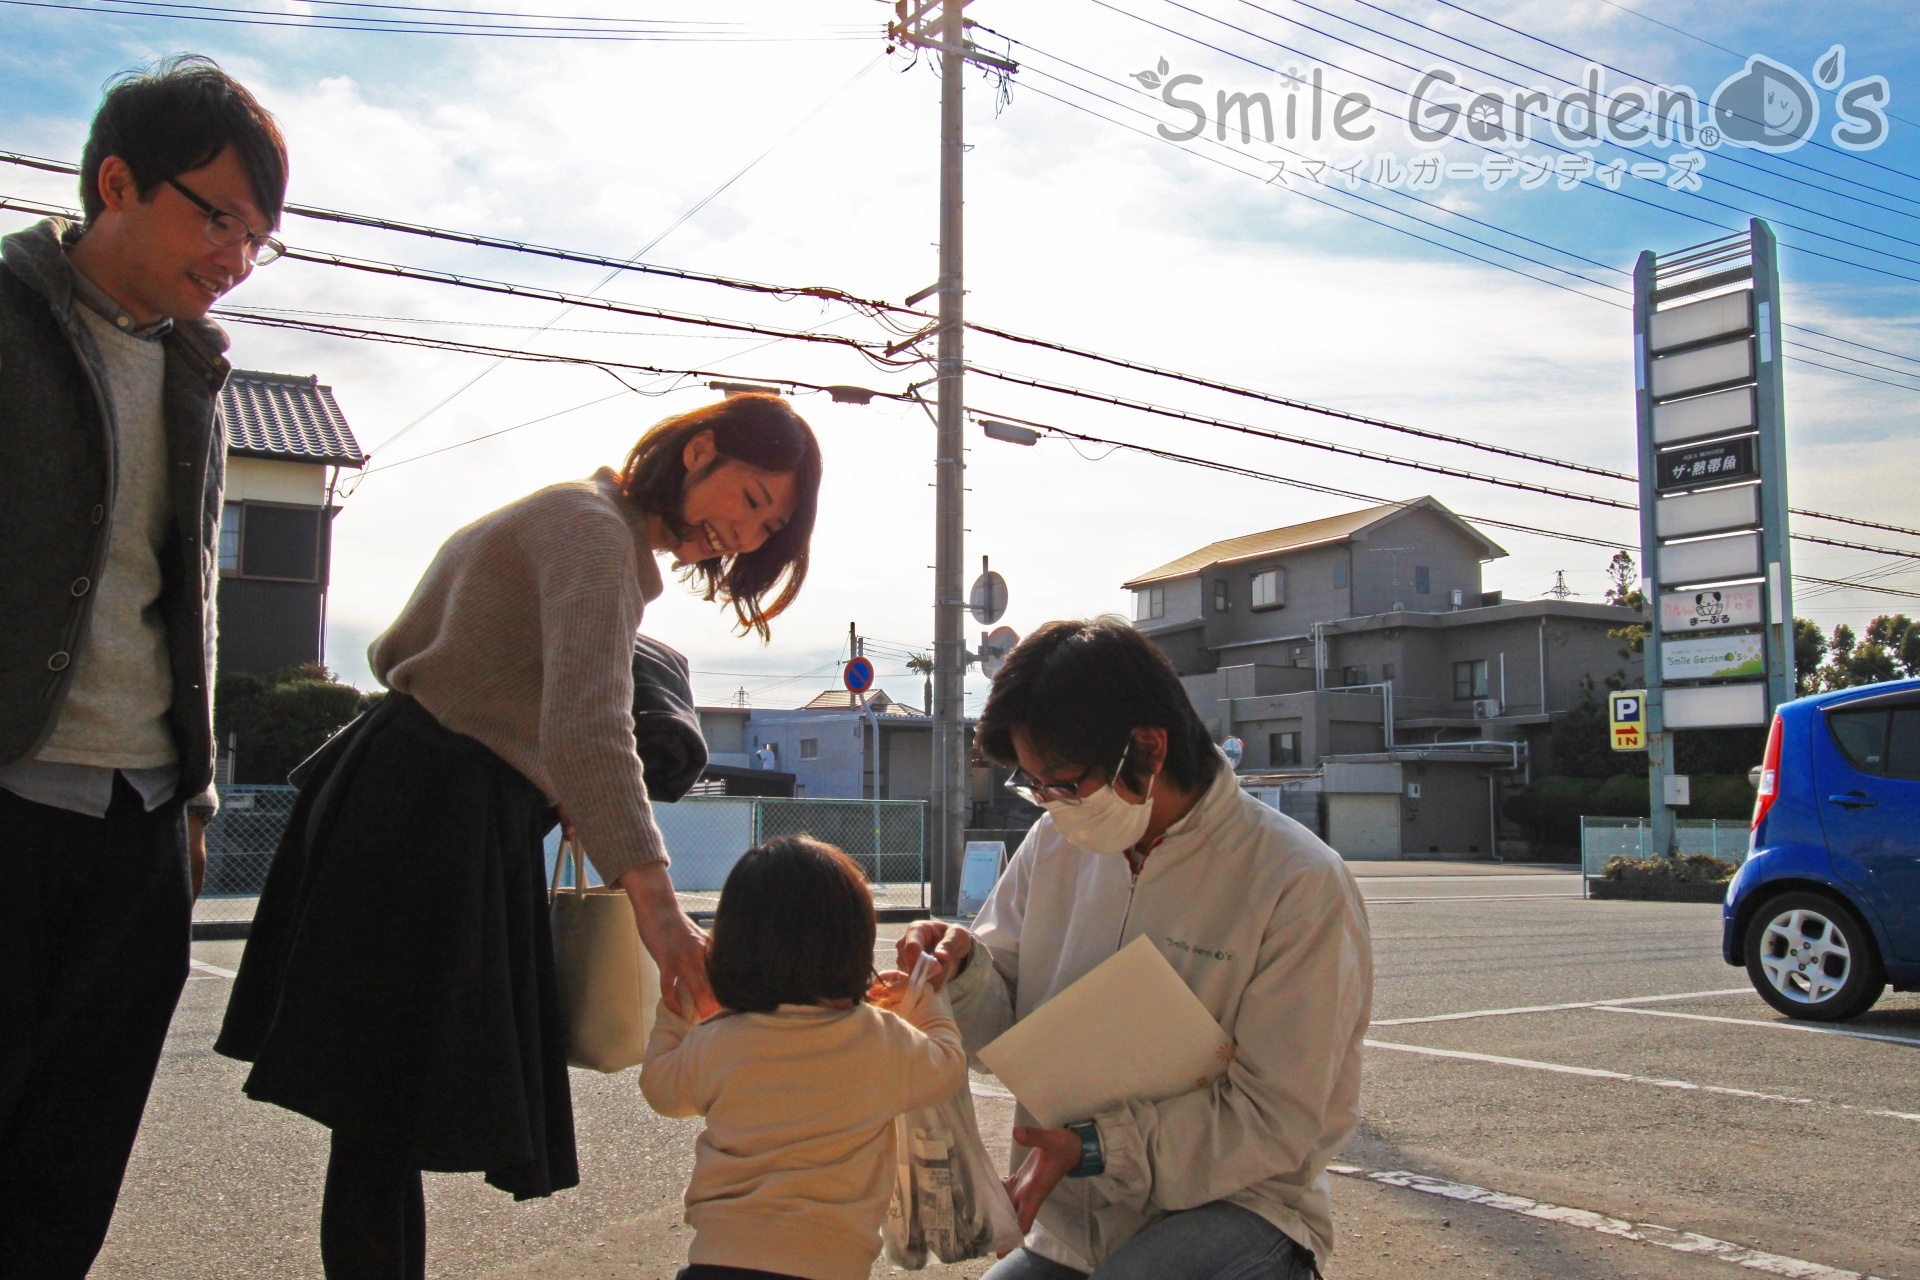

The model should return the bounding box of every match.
[707,836,876,1014]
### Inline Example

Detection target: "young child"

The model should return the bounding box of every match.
[641,836,967,1280]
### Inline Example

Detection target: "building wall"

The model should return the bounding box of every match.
[887,728,932,801]
[1347,507,1487,617]
[226,456,326,504]
[1400,760,1495,855]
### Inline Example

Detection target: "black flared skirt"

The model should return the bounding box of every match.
[214,694,578,1200]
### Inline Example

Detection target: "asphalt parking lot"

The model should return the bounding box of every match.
[91,863,1919,1280]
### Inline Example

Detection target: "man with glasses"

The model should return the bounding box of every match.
[899,618,1372,1280]
[0,56,287,1278]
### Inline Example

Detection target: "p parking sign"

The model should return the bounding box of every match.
[1609,691,1647,752]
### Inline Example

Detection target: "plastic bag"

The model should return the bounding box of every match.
[882,954,1024,1268]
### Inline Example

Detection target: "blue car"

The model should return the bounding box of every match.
[1725,676,1920,1020]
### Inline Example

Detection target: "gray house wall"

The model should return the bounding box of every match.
[1348,507,1486,616]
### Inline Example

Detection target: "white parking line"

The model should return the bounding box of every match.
[1327,1164,1889,1279]
[1363,893,1584,904]
[190,959,237,979]
[1365,1039,1920,1124]
[1595,1004,1920,1048]
[1372,986,1752,1026]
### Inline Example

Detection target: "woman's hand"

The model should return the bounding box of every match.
[1004,1126,1082,1234]
[617,862,719,1019]
[895,920,972,990]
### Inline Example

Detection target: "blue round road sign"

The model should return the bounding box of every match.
[844,656,875,693]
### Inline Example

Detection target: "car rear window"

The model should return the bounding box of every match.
[1888,708,1920,781]
[1828,702,1920,781]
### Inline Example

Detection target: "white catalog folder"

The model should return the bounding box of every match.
[977,935,1233,1127]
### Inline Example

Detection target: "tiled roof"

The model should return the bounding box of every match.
[796,688,924,715]
[221,370,366,468]
[1124,497,1506,587]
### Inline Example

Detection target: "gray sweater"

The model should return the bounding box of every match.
[370,469,669,883]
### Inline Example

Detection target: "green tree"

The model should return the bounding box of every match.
[1814,622,1900,692]
[1793,617,1827,696]
[1602,550,1647,659]
[215,664,380,786]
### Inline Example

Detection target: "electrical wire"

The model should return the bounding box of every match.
[1005,45,1920,390]
[0,0,873,40]
[1092,0,1920,285]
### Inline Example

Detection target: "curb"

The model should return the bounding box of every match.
[1587,879,1728,903]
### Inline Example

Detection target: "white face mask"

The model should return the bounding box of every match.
[1043,743,1157,855]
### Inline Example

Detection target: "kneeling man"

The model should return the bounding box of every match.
[901,618,1372,1279]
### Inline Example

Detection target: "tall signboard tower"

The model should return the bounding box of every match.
[1633,218,1793,855]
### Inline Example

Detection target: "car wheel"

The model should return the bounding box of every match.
[1743,891,1885,1022]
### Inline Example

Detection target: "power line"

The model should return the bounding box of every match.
[0,0,872,40]
[1094,0,1920,286]
[1422,0,1920,192]
[1326,0,1920,223]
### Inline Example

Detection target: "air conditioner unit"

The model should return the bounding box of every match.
[1473,699,1501,720]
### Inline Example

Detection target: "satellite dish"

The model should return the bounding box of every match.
[980,626,1019,678]
[969,557,1008,626]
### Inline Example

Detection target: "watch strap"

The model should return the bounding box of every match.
[1065,1120,1104,1178]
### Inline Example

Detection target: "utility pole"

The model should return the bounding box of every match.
[887,0,1016,914]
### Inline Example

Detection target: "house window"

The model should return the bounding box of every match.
[1340,665,1367,687]
[1213,580,1230,613]
[799,738,819,761]
[1333,559,1348,589]
[1415,565,1431,594]
[1135,586,1166,621]
[218,504,243,572]
[1382,663,1396,683]
[1250,568,1285,610]
[1269,732,1300,767]
[1453,659,1490,700]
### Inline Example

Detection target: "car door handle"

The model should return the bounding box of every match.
[1827,793,1880,810]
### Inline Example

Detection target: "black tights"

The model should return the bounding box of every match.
[321,1129,425,1280]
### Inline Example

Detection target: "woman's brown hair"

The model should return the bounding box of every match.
[707,836,876,1014]
[619,394,822,641]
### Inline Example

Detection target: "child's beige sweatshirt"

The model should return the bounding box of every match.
[641,998,967,1280]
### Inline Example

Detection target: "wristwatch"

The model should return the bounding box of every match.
[1064,1120,1104,1178]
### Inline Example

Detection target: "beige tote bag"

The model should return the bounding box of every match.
[548,839,659,1072]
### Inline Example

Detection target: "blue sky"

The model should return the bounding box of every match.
[3,0,1916,707]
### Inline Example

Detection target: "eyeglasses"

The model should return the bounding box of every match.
[167,177,284,265]
[1005,741,1132,808]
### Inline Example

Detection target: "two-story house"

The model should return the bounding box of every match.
[217,370,365,677]
[1127,497,1644,858]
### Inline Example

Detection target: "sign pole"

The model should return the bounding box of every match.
[1632,249,1675,858]
[1751,219,1795,714]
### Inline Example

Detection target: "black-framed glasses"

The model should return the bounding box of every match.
[1004,741,1132,807]
[167,177,284,265]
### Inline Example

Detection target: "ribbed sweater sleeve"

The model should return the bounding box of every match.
[520,510,666,882]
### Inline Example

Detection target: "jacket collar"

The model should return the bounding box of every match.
[1138,750,1246,871]
[594,467,666,605]
[1,218,231,376]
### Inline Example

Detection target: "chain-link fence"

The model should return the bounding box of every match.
[548,796,929,916]
[1579,816,1750,890]
[196,784,297,933]
[201,788,930,935]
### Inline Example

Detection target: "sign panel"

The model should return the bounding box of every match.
[957,841,1006,917]
[1664,682,1769,729]
[1653,385,1755,447]
[1659,530,1760,587]
[1609,690,1646,752]
[843,656,875,693]
[1656,435,1757,491]
[1662,632,1765,683]
[1660,584,1764,633]
[1655,484,1760,539]
[1649,290,1752,354]
[1651,337,1754,400]
[968,569,1008,625]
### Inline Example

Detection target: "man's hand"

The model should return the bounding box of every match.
[1004,1125,1082,1234]
[895,920,972,989]
[187,812,207,900]
[616,862,719,1019]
